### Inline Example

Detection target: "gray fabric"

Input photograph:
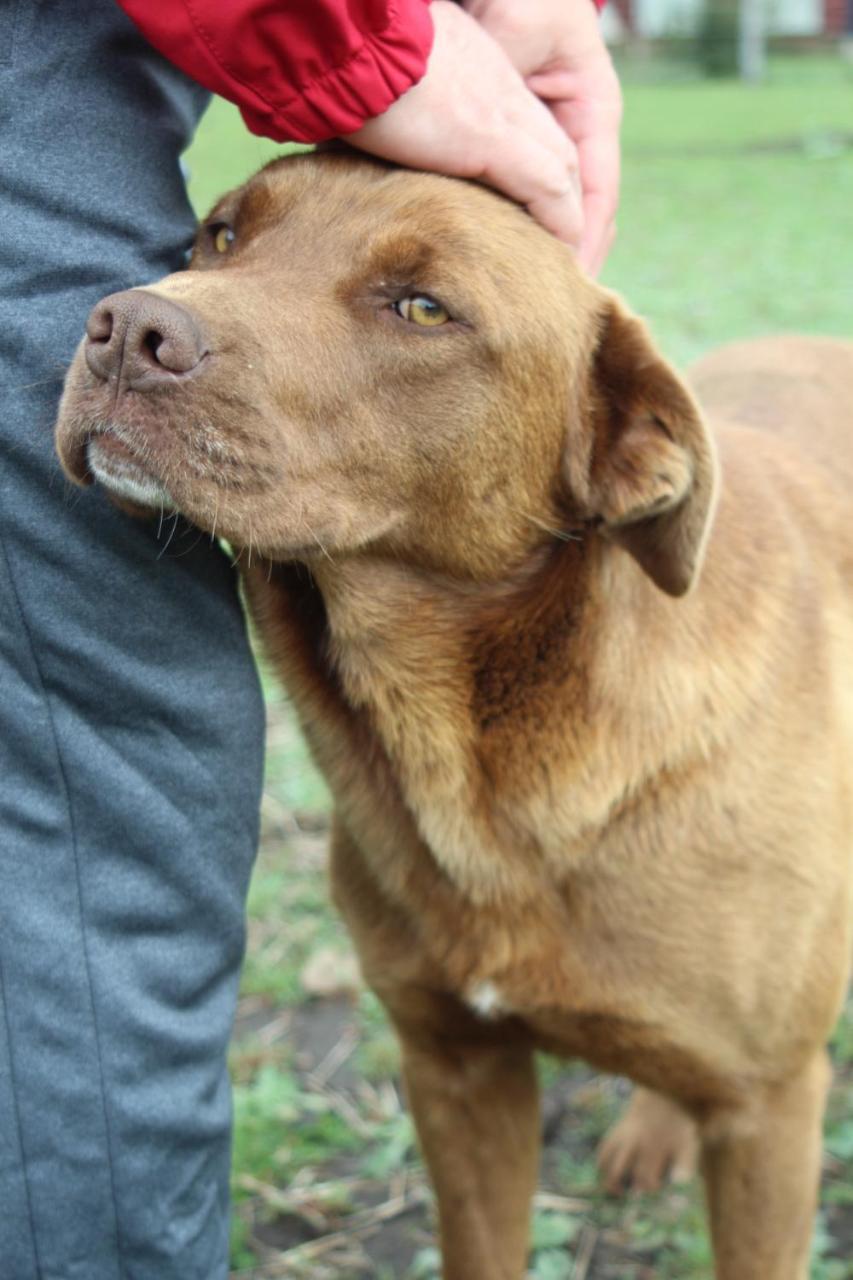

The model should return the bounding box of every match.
[0,3,266,1277]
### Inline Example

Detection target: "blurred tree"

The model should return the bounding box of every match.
[696,0,740,76]
[696,0,766,79]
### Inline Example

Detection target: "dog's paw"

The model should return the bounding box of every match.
[597,1088,699,1196]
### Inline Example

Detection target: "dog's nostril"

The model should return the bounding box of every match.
[143,328,166,364]
[141,326,206,374]
[87,307,114,345]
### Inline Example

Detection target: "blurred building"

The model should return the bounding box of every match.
[601,0,850,40]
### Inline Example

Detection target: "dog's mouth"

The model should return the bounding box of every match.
[86,428,175,509]
[57,367,407,563]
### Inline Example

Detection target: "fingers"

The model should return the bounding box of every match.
[480,133,583,249]
[577,148,619,275]
[488,49,587,237]
[345,1,585,250]
[478,76,584,247]
[579,198,615,277]
[550,89,621,275]
[466,1,622,270]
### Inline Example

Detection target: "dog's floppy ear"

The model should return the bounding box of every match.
[568,296,718,597]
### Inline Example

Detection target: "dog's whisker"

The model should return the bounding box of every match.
[173,528,205,559]
[156,510,180,559]
[8,362,72,392]
[520,511,584,543]
[308,525,336,565]
[8,375,67,391]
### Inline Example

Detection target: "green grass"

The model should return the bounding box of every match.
[603,54,853,363]
[614,52,852,142]
[185,95,292,218]
[181,54,853,1278]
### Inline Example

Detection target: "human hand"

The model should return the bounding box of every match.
[463,0,622,274]
[345,0,584,252]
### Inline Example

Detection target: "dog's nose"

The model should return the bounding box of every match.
[85,290,208,388]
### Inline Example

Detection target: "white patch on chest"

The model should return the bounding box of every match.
[467,980,507,1020]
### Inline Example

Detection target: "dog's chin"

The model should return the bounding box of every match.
[86,436,174,510]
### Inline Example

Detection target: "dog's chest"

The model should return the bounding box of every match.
[265,563,753,1084]
[326,628,533,901]
[447,867,746,1104]
[324,616,619,908]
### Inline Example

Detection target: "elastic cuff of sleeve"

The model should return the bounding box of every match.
[241,0,435,144]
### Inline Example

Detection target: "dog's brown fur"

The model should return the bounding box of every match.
[56,151,853,1279]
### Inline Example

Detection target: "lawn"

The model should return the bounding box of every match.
[184,53,853,1279]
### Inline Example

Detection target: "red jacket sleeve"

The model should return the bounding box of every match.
[115,0,435,144]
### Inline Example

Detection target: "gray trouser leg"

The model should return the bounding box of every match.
[0,4,266,1277]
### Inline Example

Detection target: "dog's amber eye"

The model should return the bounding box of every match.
[393,295,450,327]
[210,224,235,254]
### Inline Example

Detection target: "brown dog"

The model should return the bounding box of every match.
[56,151,852,1279]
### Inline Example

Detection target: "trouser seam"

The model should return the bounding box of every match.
[0,525,125,1280]
[0,946,42,1280]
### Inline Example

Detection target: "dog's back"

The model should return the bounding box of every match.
[690,338,853,695]
[690,335,853,507]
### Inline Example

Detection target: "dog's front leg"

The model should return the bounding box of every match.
[392,1004,540,1280]
[700,1050,831,1280]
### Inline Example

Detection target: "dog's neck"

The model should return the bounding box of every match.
[255,536,717,903]
[303,538,656,898]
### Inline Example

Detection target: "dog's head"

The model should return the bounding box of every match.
[56,150,716,595]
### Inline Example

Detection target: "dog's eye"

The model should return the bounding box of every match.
[392,295,450,327]
[209,223,235,255]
